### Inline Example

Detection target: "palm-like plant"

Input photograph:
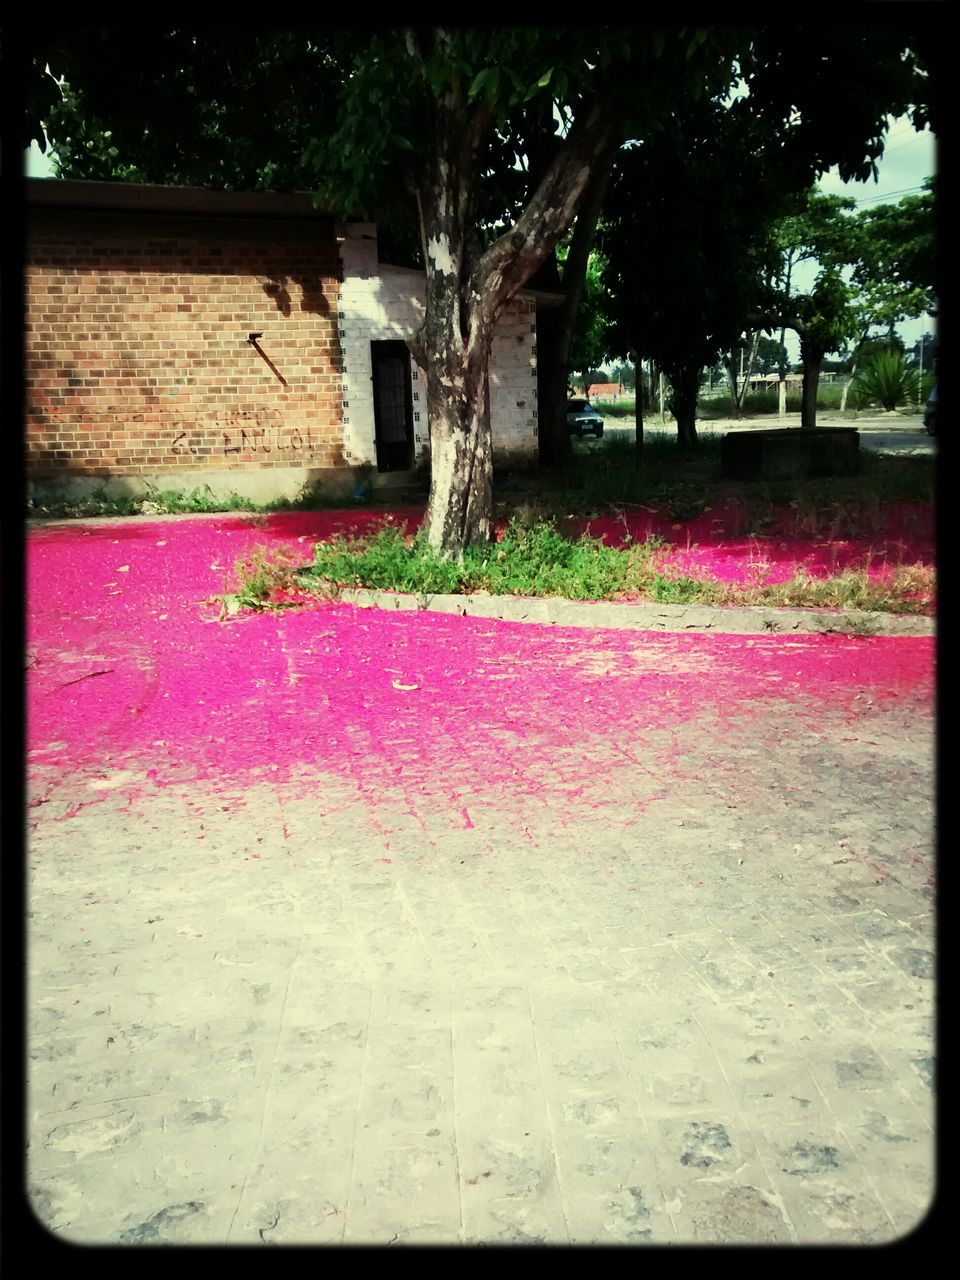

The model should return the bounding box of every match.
[853,350,921,411]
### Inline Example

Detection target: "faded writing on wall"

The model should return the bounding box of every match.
[170,406,318,455]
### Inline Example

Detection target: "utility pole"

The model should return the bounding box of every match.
[918,331,925,410]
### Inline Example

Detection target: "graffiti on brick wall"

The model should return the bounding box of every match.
[170,407,318,455]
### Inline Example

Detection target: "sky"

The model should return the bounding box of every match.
[26,111,936,366]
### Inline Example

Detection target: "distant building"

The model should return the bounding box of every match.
[747,372,804,393]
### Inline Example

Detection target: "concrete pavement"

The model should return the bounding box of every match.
[601,412,935,458]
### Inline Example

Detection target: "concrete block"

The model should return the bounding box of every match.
[721,428,861,480]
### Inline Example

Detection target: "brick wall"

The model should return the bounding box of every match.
[26,205,343,491]
[339,224,538,468]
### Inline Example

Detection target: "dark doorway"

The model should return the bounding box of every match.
[371,340,415,472]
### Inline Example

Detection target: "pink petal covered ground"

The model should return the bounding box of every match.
[27,511,934,825]
[145,500,931,587]
[578,503,934,587]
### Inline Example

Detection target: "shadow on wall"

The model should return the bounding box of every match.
[262,275,330,317]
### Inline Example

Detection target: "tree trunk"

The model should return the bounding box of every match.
[799,335,824,429]
[424,373,493,550]
[839,365,855,414]
[535,304,567,468]
[629,348,643,464]
[726,333,759,416]
[408,63,620,556]
[742,330,761,406]
[669,359,700,449]
[539,167,611,469]
[725,351,742,417]
[777,251,794,421]
[840,329,870,413]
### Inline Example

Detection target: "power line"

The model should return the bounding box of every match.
[884,132,934,154]
[849,184,927,206]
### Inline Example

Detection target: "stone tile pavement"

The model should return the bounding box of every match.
[27,694,935,1245]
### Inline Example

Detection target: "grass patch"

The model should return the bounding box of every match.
[218,516,934,620]
[308,521,465,596]
[302,518,651,602]
[739,564,935,614]
[555,430,722,519]
[520,430,933,529]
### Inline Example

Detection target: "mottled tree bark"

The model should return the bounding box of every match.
[424,376,493,549]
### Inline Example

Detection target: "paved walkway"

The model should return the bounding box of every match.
[26,514,935,1245]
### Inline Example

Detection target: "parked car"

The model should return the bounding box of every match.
[566,398,604,438]
[923,384,937,436]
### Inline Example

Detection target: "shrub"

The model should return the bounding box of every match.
[853,351,921,411]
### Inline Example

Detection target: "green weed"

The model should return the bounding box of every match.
[311,523,463,595]
[217,545,304,618]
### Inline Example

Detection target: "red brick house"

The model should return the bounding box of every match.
[25,179,345,503]
[25,179,548,504]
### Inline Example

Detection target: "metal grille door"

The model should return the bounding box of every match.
[371,341,415,472]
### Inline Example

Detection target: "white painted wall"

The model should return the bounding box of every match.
[338,223,539,468]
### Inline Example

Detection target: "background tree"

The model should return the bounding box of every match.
[534,168,612,468]
[723,331,765,418]
[838,180,936,409]
[758,181,935,422]
[600,98,786,455]
[785,269,862,427]
[598,23,929,451]
[906,332,937,371]
[609,361,636,392]
[754,336,789,377]
[757,192,861,427]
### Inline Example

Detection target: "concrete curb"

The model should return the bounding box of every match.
[336,588,935,637]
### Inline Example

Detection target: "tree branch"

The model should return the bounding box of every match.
[471,92,621,330]
[749,310,806,336]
